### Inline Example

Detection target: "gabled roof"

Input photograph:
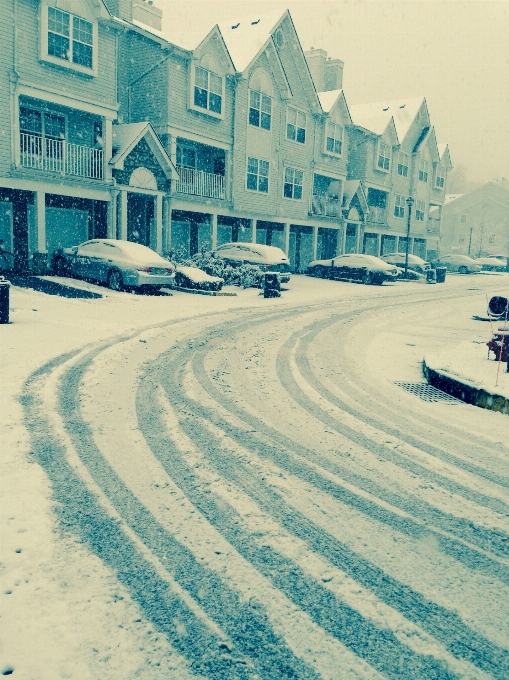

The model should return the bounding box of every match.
[318,89,352,124]
[349,96,425,143]
[343,180,368,215]
[111,123,178,179]
[438,144,453,170]
[218,9,285,73]
[193,25,236,76]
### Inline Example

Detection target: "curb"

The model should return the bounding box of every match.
[423,360,509,415]
[163,285,237,296]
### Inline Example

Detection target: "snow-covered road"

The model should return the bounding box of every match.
[6,276,507,679]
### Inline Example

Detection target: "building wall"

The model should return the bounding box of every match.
[0,0,14,176]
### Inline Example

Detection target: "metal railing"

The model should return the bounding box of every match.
[311,193,340,217]
[174,165,225,199]
[19,132,103,179]
[366,206,387,224]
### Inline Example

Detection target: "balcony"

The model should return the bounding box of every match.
[20,133,103,179]
[366,206,387,225]
[174,165,225,200]
[311,193,340,217]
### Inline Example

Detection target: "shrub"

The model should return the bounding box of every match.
[168,250,261,288]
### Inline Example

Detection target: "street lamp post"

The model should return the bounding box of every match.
[404,196,414,279]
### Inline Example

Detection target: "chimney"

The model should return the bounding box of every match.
[132,0,162,31]
[305,48,344,92]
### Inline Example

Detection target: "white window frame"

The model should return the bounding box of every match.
[248,89,272,131]
[394,194,405,218]
[324,122,343,156]
[415,199,426,221]
[189,61,225,120]
[40,1,98,77]
[286,106,306,144]
[397,152,409,177]
[377,141,391,172]
[435,165,445,188]
[283,166,304,200]
[246,156,269,193]
[418,159,429,182]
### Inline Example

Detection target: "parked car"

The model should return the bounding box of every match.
[432,254,481,274]
[51,239,175,291]
[212,242,291,283]
[474,256,508,272]
[174,265,224,291]
[379,252,431,275]
[307,254,399,285]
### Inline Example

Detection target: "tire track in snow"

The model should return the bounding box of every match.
[147,335,509,677]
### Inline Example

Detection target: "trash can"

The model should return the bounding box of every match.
[435,266,447,284]
[263,273,281,298]
[426,269,437,284]
[0,276,10,324]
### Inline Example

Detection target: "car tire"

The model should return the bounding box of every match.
[458,266,469,274]
[107,269,124,291]
[53,257,68,277]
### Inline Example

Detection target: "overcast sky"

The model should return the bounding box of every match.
[160,1,509,186]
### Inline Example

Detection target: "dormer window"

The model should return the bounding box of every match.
[41,2,97,75]
[418,159,429,182]
[325,122,343,156]
[248,70,272,131]
[286,107,306,144]
[191,54,224,118]
[377,141,391,171]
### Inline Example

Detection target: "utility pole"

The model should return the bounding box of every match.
[468,224,474,256]
[404,196,414,278]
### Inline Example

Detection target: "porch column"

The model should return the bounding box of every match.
[107,191,117,238]
[211,212,217,249]
[119,189,128,241]
[163,195,172,253]
[155,193,163,254]
[284,222,290,256]
[35,191,46,252]
[312,225,319,261]
[252,220,257,244]
[170,135,177,166]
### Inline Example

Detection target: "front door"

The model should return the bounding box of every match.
[128,193,155,248]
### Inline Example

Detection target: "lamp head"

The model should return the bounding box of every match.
[406,196,414,207]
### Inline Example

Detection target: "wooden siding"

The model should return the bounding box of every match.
[0,1,14,175]
[15,0,117,107]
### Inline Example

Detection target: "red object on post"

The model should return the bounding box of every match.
[487,330,509,362]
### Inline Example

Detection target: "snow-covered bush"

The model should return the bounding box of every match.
[167,250,261,288]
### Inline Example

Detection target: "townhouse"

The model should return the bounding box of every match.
[439,180,509,257]
[0,0,451,273]
[0,0,177,273]
[347,98,452,262]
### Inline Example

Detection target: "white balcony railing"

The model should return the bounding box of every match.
[311,193,340,217]
[174,165,225,199]
[20,132,104,179]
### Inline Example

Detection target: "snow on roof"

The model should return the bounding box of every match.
[349,97,424,140]
[437,143,448,158]
[132,17,164,39]
[318,89,343,113]
[111,122,149,158]
[444,194,463,204]
[218,9,284,72]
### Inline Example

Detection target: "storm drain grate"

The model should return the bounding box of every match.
[394,382,461,403]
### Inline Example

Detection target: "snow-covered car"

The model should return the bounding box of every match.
[212,242,291,283]
[474,256,508,272]
[307,254,399,285]
[174,265,224,291]
[51,239,175,291]
[432,254,481,274]
[379,252,431,275]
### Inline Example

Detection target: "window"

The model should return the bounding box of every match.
[418,159,429,182]
[435,165,445,188]
[325,122,343,155]
[460,215,467,223]
[249,90,272,130]
[19,107,65,154]
[47,7,93,70]
[283,167,303,199]
[397,152,409,177]
[176,147,196,168]
[458,234,465,245]
[194,66,222,114]
[415,200,426,221]
[287,107,306,144]
[394,194,405,218]
[377,141,391,171]
[246,157,269,193]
